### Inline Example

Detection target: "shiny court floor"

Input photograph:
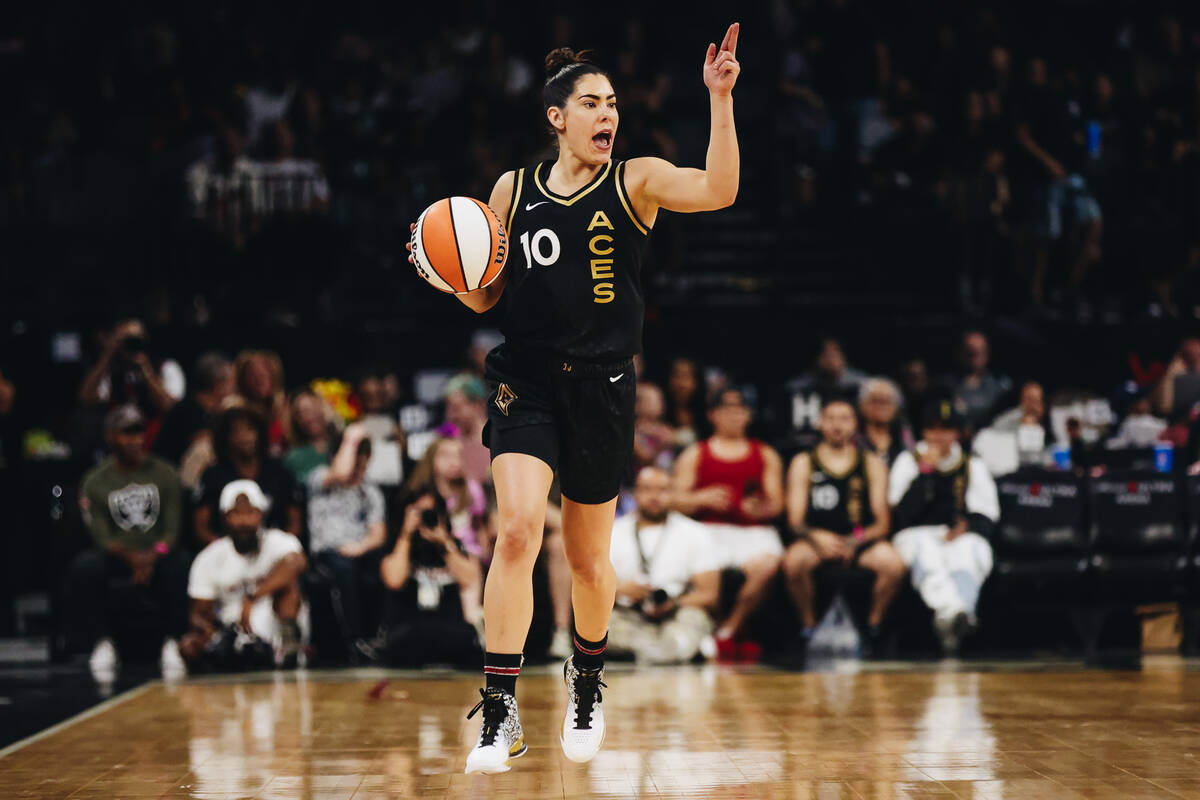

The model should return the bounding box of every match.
[1,661,1199,799]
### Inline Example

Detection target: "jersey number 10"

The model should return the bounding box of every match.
[519,229,561,268]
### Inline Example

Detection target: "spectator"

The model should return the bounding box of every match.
[974,380,1050,475]
[79,319,182,417]
[783,400,905,655]
[181,480,307,670]
[1152,337,1200,417]
[68,405,190,679]
[633,380,676,471]
[609,466,721,664]
[153,353,235,467]
[407,434,488,563]
[889,400,1000,654]
[943,330,1012,432]
[781,337,867,448]
[352,369,404,487]
[378,484,483,668]
[283,389,341,484]
[306,424,388,658]
[443,373,491,486]
[256,120,330,214]
[234,350,290,456]
[672,387,785,661]
[897,357,933,432]
[664,356,708,451]
[194,406,302,546]
[1109,395,1167,449]
[465,329,504,379]
[856,377,913,466]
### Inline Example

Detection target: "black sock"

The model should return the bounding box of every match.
[484,652,522,695]
[572,627,607,671]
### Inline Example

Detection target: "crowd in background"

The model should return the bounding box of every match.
[19,315,1199,679]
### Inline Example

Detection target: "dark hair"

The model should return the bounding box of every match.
[709,386,749,411]
[192,352,232,394]
[355,437,373,460]
[542,47,608,128]
[213,405,269,463]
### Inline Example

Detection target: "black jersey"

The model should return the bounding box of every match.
[500,159,651,360]
[804,447,875,535]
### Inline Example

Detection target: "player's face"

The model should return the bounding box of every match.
[559,73,618,165]
[819,402,857,447]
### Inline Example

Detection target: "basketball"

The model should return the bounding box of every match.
[411,196,508,294]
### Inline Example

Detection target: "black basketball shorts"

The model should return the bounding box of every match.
[482,343,635,504]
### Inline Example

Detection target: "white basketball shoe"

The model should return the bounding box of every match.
[560,657,606,763]
[464,688,527,774]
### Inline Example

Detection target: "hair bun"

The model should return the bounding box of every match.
[545,47,590,77]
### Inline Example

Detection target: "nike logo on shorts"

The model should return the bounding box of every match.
[609,374,624,383]
[525,201,549,211]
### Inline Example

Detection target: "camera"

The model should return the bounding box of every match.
[420,508,440,529]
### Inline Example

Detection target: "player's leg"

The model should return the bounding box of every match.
[856,540,907,628]
[782,539,823,631]
[466,451,552,774]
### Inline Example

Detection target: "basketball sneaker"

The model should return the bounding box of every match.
[465,688,526,774]
[560,657,606,763]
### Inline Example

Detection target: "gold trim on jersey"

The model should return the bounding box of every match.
[615,161,650,236]
[532,160,611,205]
[507,168,525,233]
[811,446,862,480]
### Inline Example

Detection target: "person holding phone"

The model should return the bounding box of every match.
[378,484,483,668]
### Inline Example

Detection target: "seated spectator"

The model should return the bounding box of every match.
[443,373,492,486]
[379,484,483,668]
[781,337,866,449]
[153,353,235,467]
[306,424,388,658]
[256,120,330,214]
[889,401,1000,654]
[234,350,290,456]
[352,369,405,487]
[68,406,190,679]
[672,387,785,661]
[633,380,676,471]
[181,480,308,670]
[194,406,302,546]
[856,377,913,466]
[664,356,708,451]
[1108,394,1167,449]
[941,330,1012,432]
[609,467,721,664]
[783,400,905,655]
[407,434,488,562]
[897,357,933,432]
[1152,337,1200,417]
[974,380,1049,475]
[79,318,182,418]
[284,389,340,484]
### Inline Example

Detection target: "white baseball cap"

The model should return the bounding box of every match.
[219,480,272,514]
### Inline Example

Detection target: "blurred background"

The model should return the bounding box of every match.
[3,0,1200,679]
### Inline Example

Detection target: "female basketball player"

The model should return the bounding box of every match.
[408,22,741,774]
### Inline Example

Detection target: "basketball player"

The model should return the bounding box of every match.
[407,23,741,774]
[782,400,906,655]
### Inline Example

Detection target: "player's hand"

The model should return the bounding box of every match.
[240,596,255,633]
[619,582,654,604]
[703,22,741,97]
[406,222,416,266]
[740,494,768,521]
[810,530,851,563]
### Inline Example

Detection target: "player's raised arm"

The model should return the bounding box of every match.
[626,23,741,218]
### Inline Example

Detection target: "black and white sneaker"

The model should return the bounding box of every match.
[465,688,526,774]
[560,657,606,763]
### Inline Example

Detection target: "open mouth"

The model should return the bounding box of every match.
[592,131,612,150]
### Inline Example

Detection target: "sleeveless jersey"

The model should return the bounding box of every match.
[501,159,650,360]
[694,439,766,526]
[804,446,875,535]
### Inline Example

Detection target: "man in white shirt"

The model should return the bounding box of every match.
[889,401,1000,655]
[609,467,721,664]
[181,480,308,669]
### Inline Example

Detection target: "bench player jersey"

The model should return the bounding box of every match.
[805,447,875,535]
[500,159,651,360]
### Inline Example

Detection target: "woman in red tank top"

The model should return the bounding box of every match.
[694,438,765,525]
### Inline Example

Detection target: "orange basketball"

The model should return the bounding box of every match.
[411,197,508,294]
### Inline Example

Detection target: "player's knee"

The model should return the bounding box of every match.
[494,516,543,565]
[566,553,613,588]
[783,543,818,576]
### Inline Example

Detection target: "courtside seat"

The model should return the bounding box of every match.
[990,469,1088,595]
[1088,469,1187,603]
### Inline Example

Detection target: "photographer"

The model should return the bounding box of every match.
[609,467,721,664]
[79,318,181,417]
[378,484,483,667]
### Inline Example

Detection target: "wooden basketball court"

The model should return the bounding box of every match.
[1,662,1198,799]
